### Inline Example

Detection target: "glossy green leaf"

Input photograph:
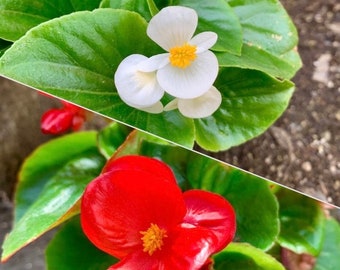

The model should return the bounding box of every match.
[194,68,294,151]
[0,9,195,148]
[110,129,173,159]
[276,188,326,256]
[217,43,302,79]
[15,131,99,222]
[220,0,302,79]
[187,154,279,250]
[97,122,132,159]
[46,216,118,270]
[1,135,106,262]
[139,141,191,190]
[229,0,298,55]
[0,0,101,41]
[99,0,152,20]
[178,0,243,53]
[214,242,285,269]
[314,218,340,270]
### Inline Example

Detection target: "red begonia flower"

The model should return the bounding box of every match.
[81,155,236,270]
[41,101,86,134]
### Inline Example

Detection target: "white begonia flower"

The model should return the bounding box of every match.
[164,86,222,118]
[114,54,164,113]
[138,6,219,99]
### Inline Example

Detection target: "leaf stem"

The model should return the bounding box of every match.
[147,0,159,16]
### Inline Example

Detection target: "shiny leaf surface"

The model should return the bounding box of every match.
[276,188,325,256]
[1,133,105,262]
[15,131,99,222]
[194,68,294,151]
[0,0,101,41]
[97,122,132,159]
[214,242,285,269]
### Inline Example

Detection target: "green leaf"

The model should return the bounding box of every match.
[314,218,340,270]
[139,141,192,190]
[214,242,285,270]
[228,0,298,55]
[178,0,243,53]
[220,0,302,79]
[0,0,102,41]
[15,131,99,222]
[110,129,174,159]
[46,216,118,270]
[217,43,302,79]
[194,68,294,151]
[1,134,106,262]
[187,155,279,250]
[99,0,152,21]
[147,0,160,16]
[276,188,326,256]
[97,122,132,159]
[0,9,195,148]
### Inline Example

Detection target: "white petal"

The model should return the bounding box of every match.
[139,102,164,114]
[147,6,198,51]
[157,50,219,99]
[164,98,179,111]
[190,32,218,53]
[114,54,164,107]
[177,86,222,118]
[137,53,169,72]
[122,98,164,114]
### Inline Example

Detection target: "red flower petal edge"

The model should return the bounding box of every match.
[81,155,236,270]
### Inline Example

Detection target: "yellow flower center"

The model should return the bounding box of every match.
[169,43,197,68]
[140,223,168,256]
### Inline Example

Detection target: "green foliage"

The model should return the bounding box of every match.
[0,0,102,41]
[314,217,340,269]
[0,127,337,268]
[276,188,325,256]
[2,132,106,262]
[46,216,118,270]
[0,0,301,151]
[214,242,285,269]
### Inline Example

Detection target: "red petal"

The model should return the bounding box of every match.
[102,156,177,186]
[61,100,84,114]
[182,190,236,253]
[71,115,85,131]
[107,226,217,270]
[40,109,73,134]
[81,169,186,259]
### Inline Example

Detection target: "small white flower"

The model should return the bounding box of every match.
[138,6,219,99]
[164,86,222,118]
[114,54,164,113]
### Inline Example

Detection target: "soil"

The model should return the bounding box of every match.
[0,0,339,269]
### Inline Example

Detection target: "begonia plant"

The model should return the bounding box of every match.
[1,121,339,269]
[0,0,302,151]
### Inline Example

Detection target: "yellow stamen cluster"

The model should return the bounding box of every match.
[140,223,168,256]
[169,43,197,68]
